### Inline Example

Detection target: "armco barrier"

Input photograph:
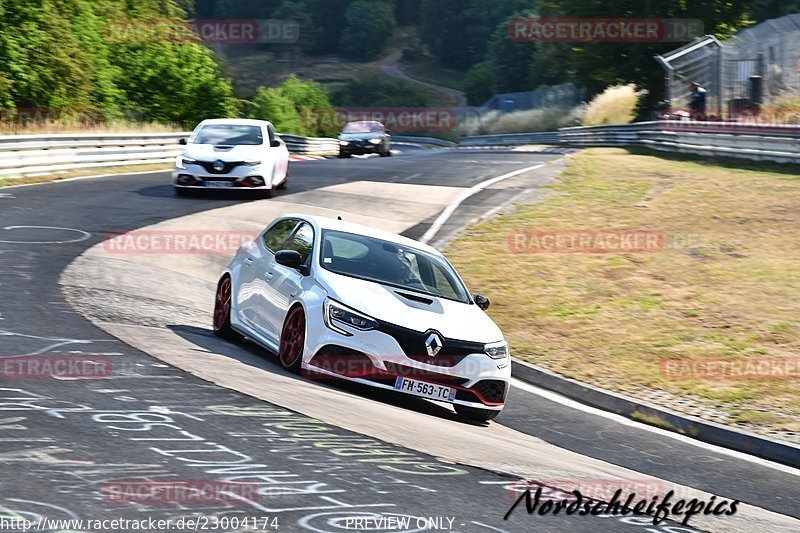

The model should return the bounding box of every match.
[0,132,340,178]
[460,131,560,146]
[559,120,800,163]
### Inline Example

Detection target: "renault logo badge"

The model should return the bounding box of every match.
[213,159,225,172]
[425,332,443,357]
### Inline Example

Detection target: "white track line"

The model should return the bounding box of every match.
[419,163,545,244]
[511,377,800,477]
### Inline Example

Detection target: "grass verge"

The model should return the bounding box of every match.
[445,148,800,436]
[0,164,171,188]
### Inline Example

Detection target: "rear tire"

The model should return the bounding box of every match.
[454,405,500,422]
[277,176,288,190]
[213,275,242,342]
[278,305,305,374]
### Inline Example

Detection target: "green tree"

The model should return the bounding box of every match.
[464,62,495,105]
[340,0,396,60]
[250,76,333,135]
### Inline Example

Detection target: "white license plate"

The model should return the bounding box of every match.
[206,180,234,187]
[394,377,456,402]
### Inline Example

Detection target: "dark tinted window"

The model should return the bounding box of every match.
[263,219,298,251]
[283,222,314,263]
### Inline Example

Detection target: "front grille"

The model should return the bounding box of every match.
[472,380,507,404]
[376,321,484,367]
[195,160,245,174]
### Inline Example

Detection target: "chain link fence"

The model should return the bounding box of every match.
[656,14,800,119]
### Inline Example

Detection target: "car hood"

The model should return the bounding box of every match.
[317,269,503,343]
[183,144,266,162]
[338,132,383,141]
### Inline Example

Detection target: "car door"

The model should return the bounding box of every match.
[236,218,299,339]
[263,221,315,337]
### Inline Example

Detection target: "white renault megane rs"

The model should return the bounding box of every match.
[173,118,289,197]
[213,214,510,421]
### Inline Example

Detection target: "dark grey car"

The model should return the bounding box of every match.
[338,120,391,158]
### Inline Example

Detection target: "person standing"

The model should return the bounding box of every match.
[689,82,707,120]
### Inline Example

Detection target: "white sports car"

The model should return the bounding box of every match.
[213,214,511,421]
[173,118,289,197]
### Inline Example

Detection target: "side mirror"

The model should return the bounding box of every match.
[179,138,187,145]
[275,249,308,275]
[270,139,281,148]
[474,293,490,310]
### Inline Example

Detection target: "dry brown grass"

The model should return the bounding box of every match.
[582,84,645,126]
[446,148,800,432]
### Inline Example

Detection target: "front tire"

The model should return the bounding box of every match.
[213,275,242,342]
[278,305,305,373]
[339,151,351,159]
[258,187,277,199]
[455,405,500,422]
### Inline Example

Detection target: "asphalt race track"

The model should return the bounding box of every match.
[1,149,798,532]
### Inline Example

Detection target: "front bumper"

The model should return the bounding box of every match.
[172,163,272,190]
[339,143,383,155]
[302,323,511,410]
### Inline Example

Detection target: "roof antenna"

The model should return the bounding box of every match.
[337,216,342,220]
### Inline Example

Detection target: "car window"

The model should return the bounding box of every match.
[282,222,314,263]
[263,219,298,251]
[324,235,369,260]
[320,229,470,303]
[194,124,263,145]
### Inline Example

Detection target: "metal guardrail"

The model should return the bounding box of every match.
[0,132,340,178]
[391,135,458,147]
[559,120,800,163]
[459,131,560,146]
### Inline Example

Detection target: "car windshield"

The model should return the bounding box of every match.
[320,229,470,303]
[194,124,263,145]
[342,122,381,133]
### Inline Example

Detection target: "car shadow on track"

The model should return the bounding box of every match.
[167,324,490,427]
[136,185,270,200]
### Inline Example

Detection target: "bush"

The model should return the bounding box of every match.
[249,76,334,136]
[582,84,646,126]
[457,106,585,136]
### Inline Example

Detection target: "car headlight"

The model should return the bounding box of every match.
[339,140,350,146]
[176,156,197,169]
[484,340,509,359]
[323,299,378,336]
[243,160,262,168]
[368,138,382,144]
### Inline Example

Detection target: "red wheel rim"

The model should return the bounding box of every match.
[280,307,305,368]
[213,277,231,331]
